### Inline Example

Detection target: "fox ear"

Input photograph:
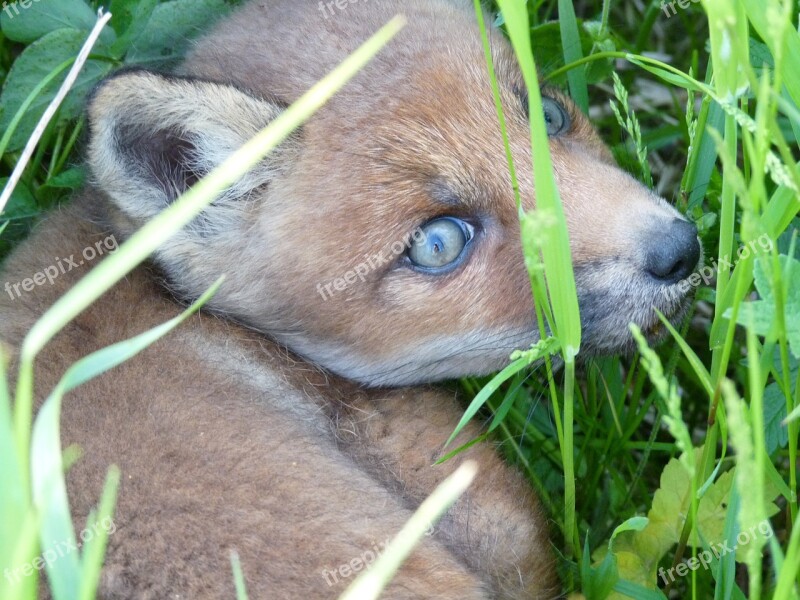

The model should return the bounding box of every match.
[87,69,293,223]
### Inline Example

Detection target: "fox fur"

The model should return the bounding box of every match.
[0,1,700,598]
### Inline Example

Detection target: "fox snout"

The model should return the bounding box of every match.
[569,175,703,358]
[644,218,702,284]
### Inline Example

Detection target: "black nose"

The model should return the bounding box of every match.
[645,219,701,284]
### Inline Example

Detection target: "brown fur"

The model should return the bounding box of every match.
[0,1,700,598]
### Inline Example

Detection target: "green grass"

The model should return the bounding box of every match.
[1,0,800,598]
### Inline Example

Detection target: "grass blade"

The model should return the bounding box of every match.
[338,461,477,600]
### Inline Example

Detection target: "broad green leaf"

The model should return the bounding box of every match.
[610,517,650,545]
[109,0,156,35]
[763,383,789,452]
[0,28,113,152]
[734,255,800,359]
[108,0,158,58]
[598,457,692,593]
[0,0,113,44]
[582,535,619,600]
[613,580,668,600]
[582,20,616,83]
[594,516,654,598]
[0,178,38,220]
[124,0,234,67]
[605,452,755,593]
[41,167,86,193]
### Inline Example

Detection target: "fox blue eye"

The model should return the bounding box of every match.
[542,96,570,136]
[408,217,474,270]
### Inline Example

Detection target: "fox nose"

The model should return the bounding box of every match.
[645,219,701,284]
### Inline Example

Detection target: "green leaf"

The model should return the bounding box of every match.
[78,468,119,600]
[582,20,616,83]
[700,0,749,100]
[0,0,113,44]
[582,535,619,600]
[109,0,154,35]
[124,0,234,67]
[41,167,87,192]
[604,452,762,593]
[557,0,587,114]
[445,356,530,447]
[444,336,559,447]
[613,580,668,600]
[0,28,113,152]
[749,39,774,71]
[763,383,789,453]
[0,178,39,220]
[625,56,704,92]
[108,0,158,59]
[734,255,800,359]
[532,21,613,85]
[0,347,34,600]
[30,385,82,598]
[610,517,650,545]
[497,0,582,359]
[230,551,249,600]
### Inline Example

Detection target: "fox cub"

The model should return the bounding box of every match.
[0,0,701,598]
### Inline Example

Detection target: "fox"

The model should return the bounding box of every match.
[0,0,702,598]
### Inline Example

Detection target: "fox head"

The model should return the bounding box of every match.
[86,0,701,387]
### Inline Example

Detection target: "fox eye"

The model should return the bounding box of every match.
[408,217,474,271]
[542,96,570,136]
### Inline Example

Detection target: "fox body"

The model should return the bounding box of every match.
[0,1,701,598]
